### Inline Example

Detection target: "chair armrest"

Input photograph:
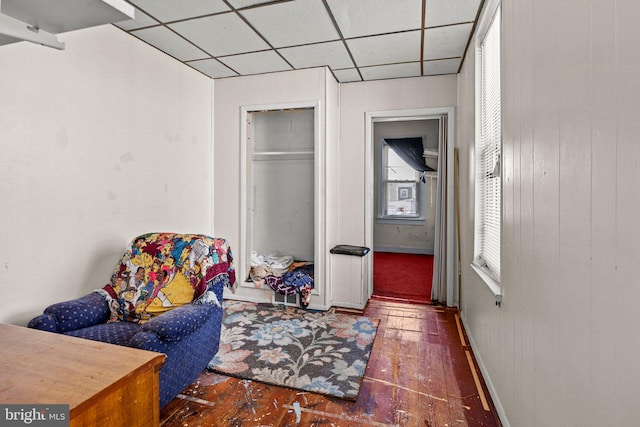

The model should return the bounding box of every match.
[28,292,110,333]
[141,303,218,342]
[28,313,58,332]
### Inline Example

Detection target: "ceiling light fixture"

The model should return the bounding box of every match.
[0,0,65,50]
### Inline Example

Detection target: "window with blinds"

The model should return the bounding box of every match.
[474,5,501,282]
[382,144,421,218]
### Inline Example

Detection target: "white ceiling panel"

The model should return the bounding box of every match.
[327,0,422,38]
[425,0,482,27]
[132,26,209,61]
[423,58,461,75]
[360,62,421,81]
[423,23,473,60]
[188,58,238,79]
[128,0,229,23]
[332,68,361,83]
[279,41,353,70]
[220,50,292,75]
[240,0,338,48]
[347,31,421,67]
[114,9,158,31]
[170,13,269,57]
[228,0,287,9]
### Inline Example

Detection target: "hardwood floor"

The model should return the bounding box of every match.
[160,299,502,427]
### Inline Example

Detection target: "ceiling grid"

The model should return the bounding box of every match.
[115,0,483,82]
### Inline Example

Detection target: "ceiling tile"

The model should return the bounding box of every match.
[219,50,292,75]
[423,58,460,75]
[347,31,421,67]
[114,8,158,31]
[240,0,338,48]
[187,58,238,78]
[228,0,281,9]
[332,68,361,83]
[425,0,482,27]
[128,0,229,23]
[327,0,422,38]
[423,23,473,60]
[360,62,421,81]
[278,41,353,70]
[131,26,209,61]
[170,13,270,57]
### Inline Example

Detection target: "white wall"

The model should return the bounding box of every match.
[457,0,640,425]
[0,25,213,325]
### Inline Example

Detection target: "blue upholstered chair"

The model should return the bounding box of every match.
[28,233,236,408]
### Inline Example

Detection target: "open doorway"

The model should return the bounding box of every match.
[371,120,438,303]
[365,107,456,307]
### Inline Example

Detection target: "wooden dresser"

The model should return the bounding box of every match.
[0,323,166,427]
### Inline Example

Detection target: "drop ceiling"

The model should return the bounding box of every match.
[116,0,483,83]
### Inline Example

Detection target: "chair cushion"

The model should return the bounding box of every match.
[64,321,142,346]
[101,233,235,324]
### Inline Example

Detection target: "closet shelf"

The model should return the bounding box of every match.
[253,150,314,161]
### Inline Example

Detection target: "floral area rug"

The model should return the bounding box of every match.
[207,300,378,400]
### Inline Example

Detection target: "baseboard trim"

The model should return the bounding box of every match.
[460,314,511,427]
[373,245,434,255]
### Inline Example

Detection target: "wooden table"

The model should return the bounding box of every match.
[0,323,165,427]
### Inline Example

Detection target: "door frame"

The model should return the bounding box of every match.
[365,107,456,306]
[239,100,327,309]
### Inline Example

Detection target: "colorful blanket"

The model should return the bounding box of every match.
[100,233,236,324]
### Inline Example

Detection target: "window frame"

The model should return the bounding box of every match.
[377,137,427,224]
[472,0,502,296]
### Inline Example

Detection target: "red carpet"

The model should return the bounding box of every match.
[373,252,433,304]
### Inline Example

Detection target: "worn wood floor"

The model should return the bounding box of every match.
[160,299,502,427]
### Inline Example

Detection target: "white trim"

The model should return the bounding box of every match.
[210,80,215,235]
[473,0,503,295]
[475,0,501,41]
[461,314,511,427]
[470,262,502,299]
[365,107,456,306]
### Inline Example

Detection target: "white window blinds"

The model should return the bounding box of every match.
[475,6,501,279]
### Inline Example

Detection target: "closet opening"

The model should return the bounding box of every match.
[240,103,321,309]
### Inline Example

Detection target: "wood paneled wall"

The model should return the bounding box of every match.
[333,76,457,307]
[457,1,640,425]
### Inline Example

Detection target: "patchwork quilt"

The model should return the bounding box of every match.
[100,233,236,324]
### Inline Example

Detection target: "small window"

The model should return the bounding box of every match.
[474,2,501,288]
[382,144,421,218]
